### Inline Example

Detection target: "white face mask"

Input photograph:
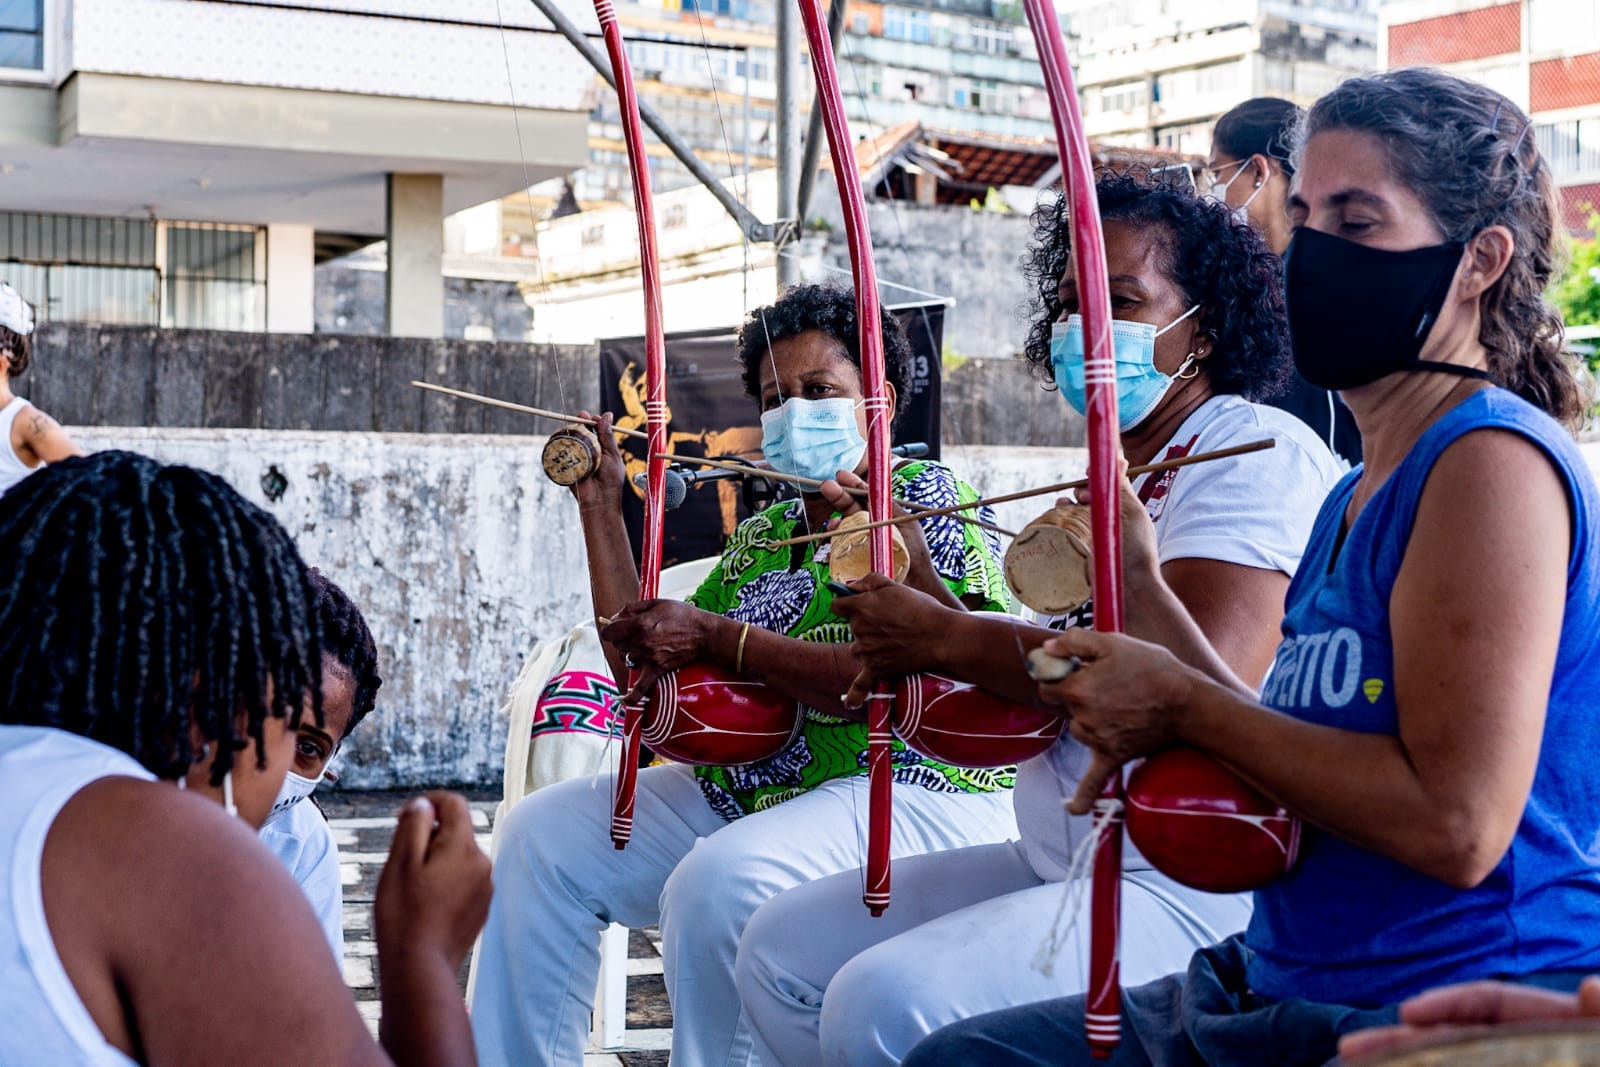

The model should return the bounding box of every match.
[1206,160,1265,224]
[262,768,326,827]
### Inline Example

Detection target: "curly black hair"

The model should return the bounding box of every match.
[308,569,381,740]
[1020,169,1291,402]
[737,283,913,429]
[0,451,322,786]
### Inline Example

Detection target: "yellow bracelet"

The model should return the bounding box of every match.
[735,621,752,674]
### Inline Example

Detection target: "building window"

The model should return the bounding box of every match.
[1099,80,1145,114]
[0,213,270,330]
[883,7,931,44]
[1537,119,1600,180]
[1531,0,1600,56]
[0,0,43,71]
[165,224,263,332]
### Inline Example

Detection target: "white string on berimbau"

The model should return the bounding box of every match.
[1032,795,1121,977]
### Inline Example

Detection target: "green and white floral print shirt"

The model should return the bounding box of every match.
[688,459,1015,819]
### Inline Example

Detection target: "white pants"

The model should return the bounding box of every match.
[469,763,1018,1067]
[735,840,1253,1067]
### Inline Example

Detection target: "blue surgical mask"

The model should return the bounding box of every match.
[1050,305,1201,431]
[760,396,867,483]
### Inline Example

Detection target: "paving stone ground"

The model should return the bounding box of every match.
[319,789,672,1067]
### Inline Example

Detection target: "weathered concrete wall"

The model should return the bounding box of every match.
[62,426,1600,788]
[314,264,538,343]
[71,426,588,791]
[26,323,596,434]
[942,356,1086,448]
[61,427,1085,788]
[807,188,1040,363]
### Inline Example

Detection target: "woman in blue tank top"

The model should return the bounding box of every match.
[904,68,1600,1067]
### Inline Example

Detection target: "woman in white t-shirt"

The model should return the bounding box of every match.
[0,282,81,496]
[732,170,1344,1067]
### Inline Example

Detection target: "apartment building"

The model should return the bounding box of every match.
[0,0,591,335]
[562,0,1053,206]
[1058,0,1378,156]
[1381,0,1600,232]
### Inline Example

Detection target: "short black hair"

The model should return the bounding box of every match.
[1213,97,1302,177]
[1021,169,1291,401]
[1,324,33,378]
[309,570,381,740]
[737,283,913,429]
[0,451,323,785]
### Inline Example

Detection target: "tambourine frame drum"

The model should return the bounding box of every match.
[1344,1021,1600,1067]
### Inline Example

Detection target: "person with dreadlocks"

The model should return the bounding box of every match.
[0,451,490,1067]
[0,281,81,495]
[258,568,384,963]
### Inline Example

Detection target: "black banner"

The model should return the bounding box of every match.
[600,303,945,568]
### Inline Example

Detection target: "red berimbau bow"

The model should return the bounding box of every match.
[591,0,668,851]
[1021,0,1128,1053]
[792,0,897,914]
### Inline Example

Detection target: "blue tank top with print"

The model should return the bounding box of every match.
[1246,389,1600,1007]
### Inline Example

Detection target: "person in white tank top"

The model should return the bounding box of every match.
[0,451,492,1067]
[0,281,81,495]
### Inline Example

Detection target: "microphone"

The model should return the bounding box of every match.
[633,466,739,509]
[632,443,932,509]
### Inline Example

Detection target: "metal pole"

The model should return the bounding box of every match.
[743,47,752,197]
[523,0,787,245]
[795,0,847,227]
[775,0,802,285]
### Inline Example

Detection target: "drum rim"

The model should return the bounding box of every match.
[1343,1018,1600,1066]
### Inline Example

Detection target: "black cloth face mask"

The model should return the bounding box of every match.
[1284,227,1493,391]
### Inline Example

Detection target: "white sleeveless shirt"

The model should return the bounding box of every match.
[0,395,40,495]
[0,725,147,1067]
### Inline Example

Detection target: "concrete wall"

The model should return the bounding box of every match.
[58,427,1091,788]
[806,185,1041,363]
[57,425,1600,788]
[315,265,539,344]
[25,323,595,433]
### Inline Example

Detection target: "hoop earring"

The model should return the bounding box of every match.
[1176,355,1200,380]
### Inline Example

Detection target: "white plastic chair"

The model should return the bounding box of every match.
[467,556,718,1050]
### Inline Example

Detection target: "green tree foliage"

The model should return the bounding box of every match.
[1552,210,1600,330]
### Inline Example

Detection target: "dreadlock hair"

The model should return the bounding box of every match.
[309,569,381,739]
[0,451,323,785]
[1298,68,1587,431]
[1021,168,1292,401]
[736,283,914,431]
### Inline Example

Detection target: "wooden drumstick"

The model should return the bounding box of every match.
[761,438,1276,550]
[411,381,650,440]
[657,453,1017,538]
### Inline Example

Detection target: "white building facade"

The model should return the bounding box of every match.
[1059,0,1378,156]
[0,0,593,335]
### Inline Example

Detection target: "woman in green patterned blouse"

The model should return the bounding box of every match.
[469,284,1020,1067]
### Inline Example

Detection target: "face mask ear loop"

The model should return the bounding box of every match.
[1153,304,1201,338]
[223,771,237,818]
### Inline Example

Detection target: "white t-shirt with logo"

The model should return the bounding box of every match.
[1014,393,1344,881]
